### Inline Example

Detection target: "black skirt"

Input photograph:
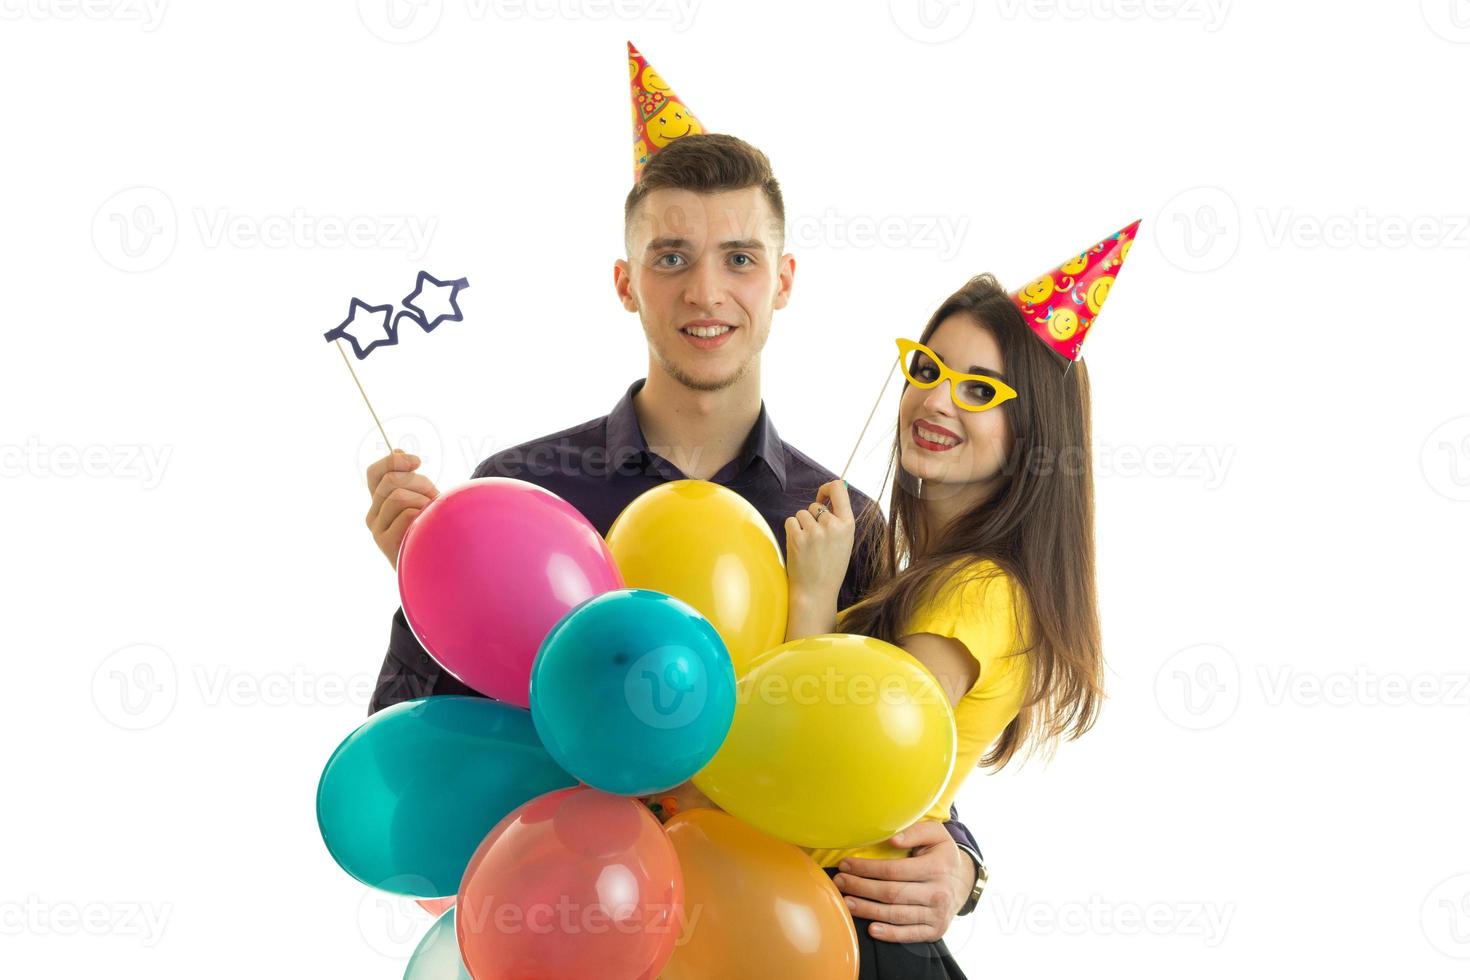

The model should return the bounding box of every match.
[822,868,969,980]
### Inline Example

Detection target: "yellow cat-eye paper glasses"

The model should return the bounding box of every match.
[895,338,1018,412]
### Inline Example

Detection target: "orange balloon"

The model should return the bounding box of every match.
[660,809,858,980]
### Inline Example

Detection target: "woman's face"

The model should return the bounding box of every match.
[898,313,1013,494]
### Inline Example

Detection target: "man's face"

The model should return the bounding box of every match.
[616,187,794,393]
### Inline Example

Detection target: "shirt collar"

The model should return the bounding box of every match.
[604,378,788,489]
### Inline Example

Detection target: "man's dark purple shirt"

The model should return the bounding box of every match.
[367,378,979,857]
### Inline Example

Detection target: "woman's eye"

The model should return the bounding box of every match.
[912,361,939,382]
[961,380,997,404]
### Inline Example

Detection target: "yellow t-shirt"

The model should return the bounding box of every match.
[805,559,1031,868]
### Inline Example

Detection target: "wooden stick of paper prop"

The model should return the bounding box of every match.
[333,338,392,449]
[840,354,901,483]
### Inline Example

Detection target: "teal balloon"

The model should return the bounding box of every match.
[529,588,736,796]
[405,907,471,980]
[317,696,576,896]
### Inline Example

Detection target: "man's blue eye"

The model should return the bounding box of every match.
[731,253,752,266]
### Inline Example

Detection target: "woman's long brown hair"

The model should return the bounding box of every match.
[838,273,1104,769]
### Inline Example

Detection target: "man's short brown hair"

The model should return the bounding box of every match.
[624,134,786,251]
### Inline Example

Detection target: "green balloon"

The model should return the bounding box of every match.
[317,696,576,896]
[405,907,471,980]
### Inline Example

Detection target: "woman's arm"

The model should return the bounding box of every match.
[784,591,839,642]
[784,479,855,641]
[899,633,980,708]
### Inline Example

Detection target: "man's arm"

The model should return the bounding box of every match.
[831,818,981,943]
[947,804,985,910]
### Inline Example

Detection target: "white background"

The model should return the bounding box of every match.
[3,0,1468,976]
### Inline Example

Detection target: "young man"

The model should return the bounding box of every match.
[362,134,985,943]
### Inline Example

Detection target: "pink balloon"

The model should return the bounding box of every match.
[398,479,624,707]
[457,787,683,980]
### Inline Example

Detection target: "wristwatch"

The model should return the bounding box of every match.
[954,843,989,916]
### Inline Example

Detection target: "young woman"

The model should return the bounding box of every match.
[783,272,1107,978]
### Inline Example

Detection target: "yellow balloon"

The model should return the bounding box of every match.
[606,480,787,675]
[693,634,957,850]
[661,810,858,980]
